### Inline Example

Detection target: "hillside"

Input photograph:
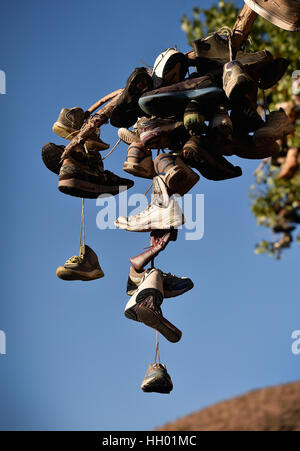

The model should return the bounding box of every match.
[157,381,300,431]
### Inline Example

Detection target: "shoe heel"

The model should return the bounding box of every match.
[167,167,199,195]
[52,122,77,140]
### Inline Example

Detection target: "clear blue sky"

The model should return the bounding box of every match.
[0,0,299,431]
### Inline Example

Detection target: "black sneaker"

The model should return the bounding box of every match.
[110,68,153,128]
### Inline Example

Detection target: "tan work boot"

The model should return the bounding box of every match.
[154,153,199,195]
[52,107,109,151]
[123,142,154,179]
[253,109,295,146]
[278,147,299,179]
[56,244,104,281]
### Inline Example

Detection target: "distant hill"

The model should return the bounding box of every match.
[157,381,300,431]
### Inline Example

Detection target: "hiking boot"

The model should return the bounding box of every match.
[137,117,184,149]
[42,142,64,174]
[278,147,299,179]
[138,75,226,118]
[52,107,109,150]
[110,68,153,128]
[154,153,199,195]
[118,127,140,144]
[152,48,189,89]
[181,136,242,181]
[244,0,300,32]
[58,145,134,198]
[141,363,173,394]
[124,268,182,343]
[209,105,232,140]
[127,265,194,298]
[123,142,154,179]
[56,244,104,281]
[115,176,185,232]
[223,60,256,101]
[253,109,295,146]
[257,58,290,90]
[130,229,178,271]
[231,135,280,159]
[183,100,207,135]
[191,33,273,73]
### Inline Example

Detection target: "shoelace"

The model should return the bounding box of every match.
[65,255,82,265]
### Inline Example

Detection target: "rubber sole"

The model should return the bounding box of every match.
[123,161,154,179]
[58,178,123,199]
[56,266,104,281]
[139,87,225,118]
[137,304,182,343]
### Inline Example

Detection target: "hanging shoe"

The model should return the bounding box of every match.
[110,68,153,128]
[138,75,226,118]
[141,363,173,394]
[115,176,185,232]
[123,142,154,179]
[154,153,199,195]
[244,0,300,32]
[152,48,189,89]
[129,229,177,271]
[191,33,273,74]
[118,127,140,144]
[253,109,295,146]
[223,60,256,101]
[42,142,64,174]
[209,105,232,140]
[257,58,290,90]
[124,268,182,343]
[181,136,242,181]
[127,265,194,298]
[183,100,207,135]
[231,135,280,159]
[278,147,299,179]
[52,107,109,150]
[230,101,264,135]
[137,117,184,149]
[58,145,134,198]
[56,244,104,281]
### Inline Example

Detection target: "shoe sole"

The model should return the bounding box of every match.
[123,161,154,179]
[136,304,182,343]
[244,0,300,32]
[139,87,225,117]
[58,178,124,199]
[164,166,200,195]
[116,213,185,232]
[56,266,104,281]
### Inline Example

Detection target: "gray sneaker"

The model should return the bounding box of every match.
[141,363,173,394]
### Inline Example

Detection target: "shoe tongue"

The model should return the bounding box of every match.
[79,244,85,258]
[152,176,170,207]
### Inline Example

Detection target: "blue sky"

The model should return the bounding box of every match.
[0,0,299,431]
